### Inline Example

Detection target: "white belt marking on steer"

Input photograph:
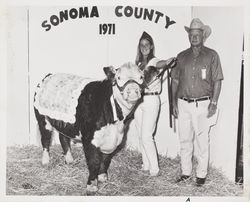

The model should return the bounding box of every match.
[34,73,95,123]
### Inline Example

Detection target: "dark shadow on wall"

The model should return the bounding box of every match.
[235,38,244,185]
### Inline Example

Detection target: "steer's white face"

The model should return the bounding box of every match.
[115,62,144,104]
[104,62,144,116]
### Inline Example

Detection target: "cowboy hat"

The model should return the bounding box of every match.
[184,18,212,41]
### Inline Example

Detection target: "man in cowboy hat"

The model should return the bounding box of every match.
[171,18,224,186]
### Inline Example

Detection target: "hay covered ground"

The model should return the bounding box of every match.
[6,145,243,196]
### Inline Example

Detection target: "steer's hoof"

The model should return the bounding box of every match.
[141,164,149,171]
[86,180,98,194]
[42,150,50,165]
[65,151,74,164]
[98,173,108,182]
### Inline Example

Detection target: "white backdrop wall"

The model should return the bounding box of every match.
[7,7,30,145]
[6,5,243,181]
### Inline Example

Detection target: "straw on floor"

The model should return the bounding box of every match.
[6,144,243,196]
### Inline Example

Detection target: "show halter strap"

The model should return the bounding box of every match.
[115,79,143,94]
[123,97,143,125]
[167,66,173,128]
[163,58,177,128]
[110,95,118,122]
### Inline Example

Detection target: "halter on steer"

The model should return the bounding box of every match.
[114,79,144,95]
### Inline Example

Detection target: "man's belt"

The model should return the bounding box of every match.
[143,92,160,96]
[180,96,210,103]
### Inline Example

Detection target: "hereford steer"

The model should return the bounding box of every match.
[34,62,144,193]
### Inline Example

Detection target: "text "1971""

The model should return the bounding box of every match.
[99,24,115,35]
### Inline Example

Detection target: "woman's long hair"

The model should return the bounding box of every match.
[135,31,155,67]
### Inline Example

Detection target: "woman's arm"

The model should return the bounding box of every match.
[156,57,176,69]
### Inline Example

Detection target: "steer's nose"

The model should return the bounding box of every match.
[126,83,141,95]
[127,88,139,95]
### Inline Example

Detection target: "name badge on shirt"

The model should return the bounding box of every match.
[201,67,206,80]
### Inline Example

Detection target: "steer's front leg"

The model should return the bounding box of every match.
[98,153,113,182]
[83,143,102,194]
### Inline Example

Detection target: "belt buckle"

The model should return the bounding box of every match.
[182,97,189,102]
[195,99,198,107]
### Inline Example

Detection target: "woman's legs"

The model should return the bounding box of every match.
[134,104,150,171]
[135,96,160,175]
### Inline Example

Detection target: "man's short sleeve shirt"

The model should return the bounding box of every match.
[171,46,224,98]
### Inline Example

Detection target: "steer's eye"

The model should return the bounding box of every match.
[117,76,121,80]
[140,76,144,80]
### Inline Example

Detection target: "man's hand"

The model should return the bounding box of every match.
[171,79,179,119]
[173,102,179,118]
[207,80,221,118]
[207,102,217,118]
[166,57,177,68]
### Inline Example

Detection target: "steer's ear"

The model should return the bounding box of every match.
[103,66,116,81]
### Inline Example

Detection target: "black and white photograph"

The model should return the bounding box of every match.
[0,0,250,201]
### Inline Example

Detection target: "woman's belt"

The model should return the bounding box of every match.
[180,96,210,103]
[143,92,160,96]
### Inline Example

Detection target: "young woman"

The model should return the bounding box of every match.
[134,31,173,176]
